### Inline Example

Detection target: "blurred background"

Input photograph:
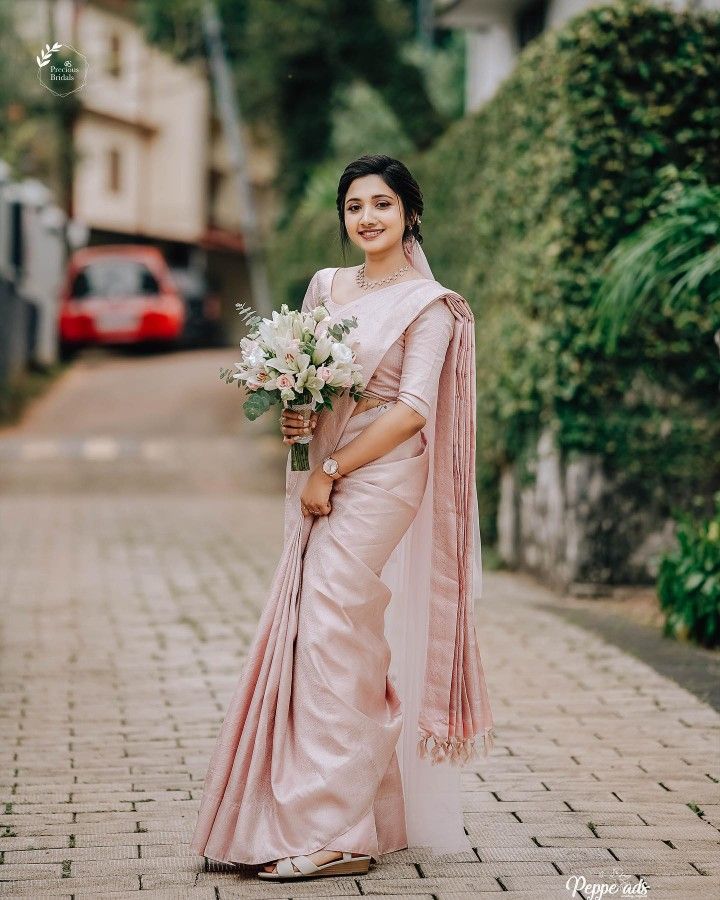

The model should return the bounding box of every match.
[0,0,719,649]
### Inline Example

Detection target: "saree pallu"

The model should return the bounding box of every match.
[190,400,429,864]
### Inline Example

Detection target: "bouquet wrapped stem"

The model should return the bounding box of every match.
[291,441,310,471]
[289,402,314,471]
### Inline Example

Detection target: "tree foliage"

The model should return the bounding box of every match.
[140,0,449,205]
[593,172,720,353]
[275,0,720,541]
[416,0,720,539]
[0,2,81,204]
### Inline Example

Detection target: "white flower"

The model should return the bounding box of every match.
[311,335,332,366]
[331,342,353,364]
[244,347,267,369]
[266,344,311,375]
[313,305,329,322]
[245,369,273,389]
[325,364,354,388]
[295,365,318,391]
[258,314,293,348]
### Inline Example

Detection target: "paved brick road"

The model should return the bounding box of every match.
[0,349,718,898]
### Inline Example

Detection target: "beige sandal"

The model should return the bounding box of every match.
[257,851,371,880]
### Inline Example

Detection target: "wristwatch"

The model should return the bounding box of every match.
[321,456,343,480]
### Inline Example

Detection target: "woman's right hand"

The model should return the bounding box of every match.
[280,408,318,444]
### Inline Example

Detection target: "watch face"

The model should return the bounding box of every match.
[324,458,338,475]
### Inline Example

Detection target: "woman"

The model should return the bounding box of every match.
[189,155,495,882]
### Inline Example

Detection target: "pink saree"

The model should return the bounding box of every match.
[190,243,495,865]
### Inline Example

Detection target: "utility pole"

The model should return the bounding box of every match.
[202,0,272,319]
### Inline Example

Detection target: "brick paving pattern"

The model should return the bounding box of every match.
[0,350,718,898]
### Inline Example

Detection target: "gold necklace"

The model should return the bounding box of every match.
[355,262,410,291]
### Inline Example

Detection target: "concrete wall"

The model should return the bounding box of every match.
[0,168,66,375]
[465,16,519,111]
[497,427,678,591]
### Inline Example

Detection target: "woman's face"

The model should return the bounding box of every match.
[343,174,411,256]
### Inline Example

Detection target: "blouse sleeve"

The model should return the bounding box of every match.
[300,270,319,313]
[397,298,455,421]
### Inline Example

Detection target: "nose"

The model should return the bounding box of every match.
[358,207,377,226]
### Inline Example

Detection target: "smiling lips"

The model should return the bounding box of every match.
[359,229,384,239]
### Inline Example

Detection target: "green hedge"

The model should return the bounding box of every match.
[272,0,720,541]
[658,494,720,648]
[417,0,720,539]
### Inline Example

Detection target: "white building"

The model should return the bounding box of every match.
[435,0,720,113]
[13,0,280,338]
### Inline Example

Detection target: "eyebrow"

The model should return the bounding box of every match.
[345,194,394,204]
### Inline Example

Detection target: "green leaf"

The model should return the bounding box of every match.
[243,390,273,421]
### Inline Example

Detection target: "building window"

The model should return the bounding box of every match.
[516,0,548,50]
[108,148,121,193]
[107,33,122,77]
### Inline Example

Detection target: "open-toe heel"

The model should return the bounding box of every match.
[257,851,371,880]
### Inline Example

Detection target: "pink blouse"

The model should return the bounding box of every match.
[323,294,455,421]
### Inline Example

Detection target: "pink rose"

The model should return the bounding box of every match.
[316,366,333,383]
[276,373,296,390]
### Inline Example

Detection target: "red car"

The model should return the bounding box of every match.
[59,245,185,350]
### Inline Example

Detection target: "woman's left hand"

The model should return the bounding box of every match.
[300,469,334,517]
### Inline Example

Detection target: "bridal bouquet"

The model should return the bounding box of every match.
[221,301,365,470]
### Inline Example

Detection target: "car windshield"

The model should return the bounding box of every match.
[71,260,160,298]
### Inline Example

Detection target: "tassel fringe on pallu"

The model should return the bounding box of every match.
[417,726,497,766]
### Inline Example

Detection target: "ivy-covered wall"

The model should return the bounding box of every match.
[418,0,720,544]
[272,1,720,559]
